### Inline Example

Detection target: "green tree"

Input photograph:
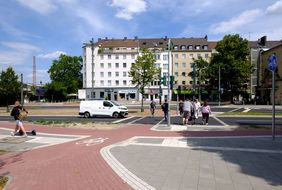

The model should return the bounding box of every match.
[209,34,251,101]
[46,55,82,101]
[0,67,21,110]
[188,57,210,101]
[129,49,158,112]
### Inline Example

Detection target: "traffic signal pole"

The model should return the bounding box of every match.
[167,39,171,127]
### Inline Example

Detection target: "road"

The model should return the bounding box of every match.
[1,115,282,127]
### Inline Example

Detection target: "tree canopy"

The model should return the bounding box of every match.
[45,54,82,101]
[0,67,21,106]
[209,34,251,101]
[129,48,158,111]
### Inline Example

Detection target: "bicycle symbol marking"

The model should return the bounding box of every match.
[75,137,109,146]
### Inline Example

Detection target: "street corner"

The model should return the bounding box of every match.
[101,136,282,190]
[0,127,89,152]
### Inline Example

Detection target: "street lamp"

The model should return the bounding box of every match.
[218,65,221,106]
[90,38,94,99]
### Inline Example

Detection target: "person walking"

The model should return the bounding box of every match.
[161,99,169,122]
[150,100,156,117]
[201,100,211,125]
[178,99,184,116]
[182,98,192,125]
[10,100,28,137]
[193,99,201,120]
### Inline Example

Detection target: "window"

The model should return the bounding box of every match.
[205,54,209,58]
[103,101,112,107]
[108,63,111,68]
[181,45,186,50]
[123,54,126,59]
[115,72,119,77]
[195,45,200,50]
[203,45,208,50]
[175,62,178,68]
[108,72,112,77]
[175,72,178,76]
[115,54,119,59]
[174,54,178,59]
[100,72,104,77]
[115,80,119,85]
[182,62,186,68]
[100,63,104,68]
[100,55,104,60]
[189,81,193,84]
[163,64,168,69]
[115,63,119,68]
[100,92,104,98]
[197,54,201,58]
[123,62,127,68]
[155,63,160,68]
[123,80,127,85]
[189,54,194,59]
[156,54,161,60]
[163,55,168,60]
[123,72,127,77]
[182,72,186,76]
[108,55,111,59]
[131,54,135,59]
[182,54,186,59]
[100,80,104,86]
[108,80,111,86]
[188,45,193,50]
[182,81,186,85]
[173,46,178,50]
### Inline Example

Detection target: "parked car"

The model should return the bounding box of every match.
[79,100,128,118]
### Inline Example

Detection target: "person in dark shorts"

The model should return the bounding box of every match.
[182,99,192,125]
[179,99,184,115]
[161,99,169,122]
[150,100,156,117]
[10,100,28,137]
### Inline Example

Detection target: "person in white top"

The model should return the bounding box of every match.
[201,100,211,125]
[193,99,201,120]
[183,98,192,125]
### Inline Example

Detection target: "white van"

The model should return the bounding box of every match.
[79,100,128,118]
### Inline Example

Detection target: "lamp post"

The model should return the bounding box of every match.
[167,39,171,127]
[90,38,94,99]
[218,65,221,106]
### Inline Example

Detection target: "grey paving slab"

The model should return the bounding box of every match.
[108,136,282,190]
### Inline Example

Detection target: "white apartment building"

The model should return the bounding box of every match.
[82,37,172,102]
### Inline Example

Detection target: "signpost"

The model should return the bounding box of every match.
[268,53,277,140]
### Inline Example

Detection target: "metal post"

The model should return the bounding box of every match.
[193,63,196,101]
[167,39,171,127]
[218,65,221,106]
[90,38,94,99]
[21,73,24,106]
[272,70,275,140]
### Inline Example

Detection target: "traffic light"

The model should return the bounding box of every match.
[170,75,175,90]
[159,88,163,96]
[161,76,167,86]
[166,40,173,50]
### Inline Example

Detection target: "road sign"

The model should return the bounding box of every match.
[268,54,277,72]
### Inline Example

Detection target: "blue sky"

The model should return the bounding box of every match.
[0,0,282,84]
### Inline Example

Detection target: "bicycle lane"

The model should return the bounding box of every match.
[1,121,282,190]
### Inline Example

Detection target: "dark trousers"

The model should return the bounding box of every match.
[202,113,209,124]
[164,111,168,121]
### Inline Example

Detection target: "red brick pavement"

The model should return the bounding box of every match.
[1,121,282,190]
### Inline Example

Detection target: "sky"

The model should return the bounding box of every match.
[0,0,282,84]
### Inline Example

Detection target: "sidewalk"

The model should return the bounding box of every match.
[0,121,282,190]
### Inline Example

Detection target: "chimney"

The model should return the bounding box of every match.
[98,38,101,41]
[123,37,127,40]
[105,37,108,41]
[134,36,138,40]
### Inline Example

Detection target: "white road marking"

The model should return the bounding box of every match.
[151,118,165,130]
[75,137,109,146]
[213,116,229,126]
[128,116,145,124]
[228,108,242,112]
[243,108,251,112]
[112,116,135,124]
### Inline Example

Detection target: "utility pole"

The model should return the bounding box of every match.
[90,38,94,99]
[21,73,24,106]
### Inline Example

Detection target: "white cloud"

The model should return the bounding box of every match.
[37,51,66,59]
[0,41,40,65]
[110,0,147,20]
[266,0,282,14]
[16,0,57,15]
[210,9,262,34]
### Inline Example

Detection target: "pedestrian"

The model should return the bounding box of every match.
[193,99,201,120]
[150,100,156,117]
[182,98,192,125]
[10,100,28,137]
[161,99,169,121]
[179,99,184,115]
[201,100,211,125]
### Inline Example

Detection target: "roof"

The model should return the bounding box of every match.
[248,41,282,49]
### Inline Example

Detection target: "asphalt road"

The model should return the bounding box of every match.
[1,115,282,127]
